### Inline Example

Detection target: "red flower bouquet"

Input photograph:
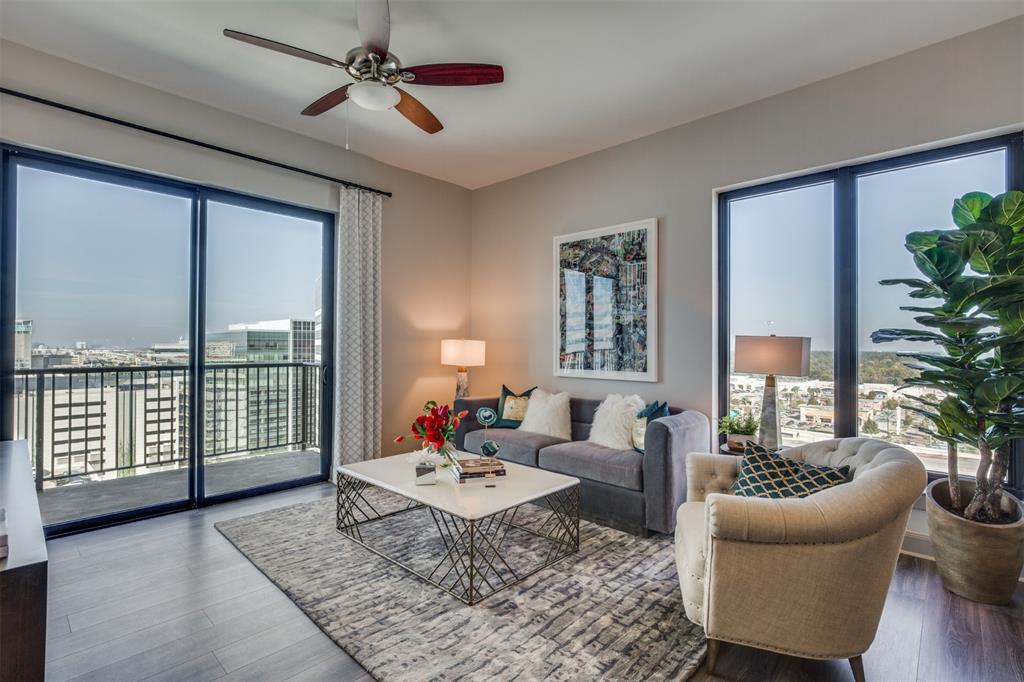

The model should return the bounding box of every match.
[394,401,468,467]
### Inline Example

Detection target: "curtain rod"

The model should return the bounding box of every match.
[0,87,393,198]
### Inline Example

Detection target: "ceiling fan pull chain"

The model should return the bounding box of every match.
[345,101,351,151]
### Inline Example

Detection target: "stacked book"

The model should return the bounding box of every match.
[451,457,506,484]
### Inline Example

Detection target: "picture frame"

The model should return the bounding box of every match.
[553,218,658,382]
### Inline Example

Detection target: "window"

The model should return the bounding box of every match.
[719,132,1023,489]
[727,182,835,447]
[857,150,1006,476]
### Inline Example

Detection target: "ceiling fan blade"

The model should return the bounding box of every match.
[301,85,351,116]
[224,29,346,69]
[403,63,504,86]
[395,88,442,134]
[356,0,390,59]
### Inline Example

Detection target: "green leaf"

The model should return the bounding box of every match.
[904,230,946,254]
[880,278,943,298]
[952,191,992,228]
[913,314,995,335]
[981,190,1024,229]
[871,328,947,344]
[974,376,1024,412]
[913,246,964,285]
[998,302,1024,335]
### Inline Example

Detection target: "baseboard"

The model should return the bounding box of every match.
[901,508,1024,582]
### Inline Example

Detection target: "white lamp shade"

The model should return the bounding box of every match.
[734,335,811,377]
[348,80,401,111]
[441,339,486,367]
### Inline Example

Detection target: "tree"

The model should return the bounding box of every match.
[871,189,1024,521]
[862,417,880,435]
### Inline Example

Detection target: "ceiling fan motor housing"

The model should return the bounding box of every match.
[344,46,407,84]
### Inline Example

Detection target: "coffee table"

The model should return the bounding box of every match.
[336,453,581,605]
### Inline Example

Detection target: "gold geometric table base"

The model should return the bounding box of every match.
[336,473,580,605]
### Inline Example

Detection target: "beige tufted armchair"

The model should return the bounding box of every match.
[675,438,926,681]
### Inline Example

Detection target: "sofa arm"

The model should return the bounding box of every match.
[642,409,710,534]
[453,396,499,450]
[685,453,741,502]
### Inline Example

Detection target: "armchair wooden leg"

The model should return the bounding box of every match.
[849,655,865,682]
[706,638,720,675]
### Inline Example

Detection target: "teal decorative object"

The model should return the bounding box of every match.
[480,440,501,458]
[476,406,497,428]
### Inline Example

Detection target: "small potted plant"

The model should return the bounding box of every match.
[718,412,759,452]
[872,189,1024,605]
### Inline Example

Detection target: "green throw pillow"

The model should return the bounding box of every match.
[495,385,537,428]
[632,401,670,452]
[732,443,849,499]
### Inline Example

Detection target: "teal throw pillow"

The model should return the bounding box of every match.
[632,401,671,452]
[732,443,849,499]
[495,385,537,428]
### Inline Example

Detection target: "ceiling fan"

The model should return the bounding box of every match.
[224,0,504,134]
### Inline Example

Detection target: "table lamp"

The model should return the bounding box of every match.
[441,339,486,399]
[733,335,811,449]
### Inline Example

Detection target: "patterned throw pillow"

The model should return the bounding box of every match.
[495,385,537,428]
[632,401,670,452]
[732,443,849,499]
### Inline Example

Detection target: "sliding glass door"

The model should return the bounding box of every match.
[1,147,334,533]
[9,158,194,528]
[202,196,330,498]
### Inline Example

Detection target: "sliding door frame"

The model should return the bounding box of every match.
[718,131,1024,494]
[197,188,335,505]
[0,143,335,536]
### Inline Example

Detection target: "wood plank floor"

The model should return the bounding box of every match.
[45,483,1024,681]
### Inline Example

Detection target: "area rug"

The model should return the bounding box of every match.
[215,490,706,681]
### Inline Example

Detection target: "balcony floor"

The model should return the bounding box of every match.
[39,450,323,527]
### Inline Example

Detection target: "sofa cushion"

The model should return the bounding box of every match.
[674,501,707,624]
[463,428,567,467]
[538,440,643,491]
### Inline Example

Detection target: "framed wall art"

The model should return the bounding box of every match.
[553,218,657,381]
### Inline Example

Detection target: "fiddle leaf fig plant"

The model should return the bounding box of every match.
[871,189,1024,523]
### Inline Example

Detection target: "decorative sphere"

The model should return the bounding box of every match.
[480,440,501,458]
[476,406,497,427]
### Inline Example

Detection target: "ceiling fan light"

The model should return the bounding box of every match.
[348,80,400,111]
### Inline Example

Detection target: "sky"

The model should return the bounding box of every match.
[730,148,1007,354]
[15,166,322,349]
[14,149,1008,352]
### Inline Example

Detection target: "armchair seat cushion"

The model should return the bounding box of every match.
[463,428,568,467]
[538,441,643,491]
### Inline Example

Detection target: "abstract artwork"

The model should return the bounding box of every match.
[553,218,657,381]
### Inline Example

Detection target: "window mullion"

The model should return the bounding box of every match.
[834,167,858,438]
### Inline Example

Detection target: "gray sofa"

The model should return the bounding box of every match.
[453,395,710,536]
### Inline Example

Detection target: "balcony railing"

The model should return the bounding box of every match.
[13,362,321,490]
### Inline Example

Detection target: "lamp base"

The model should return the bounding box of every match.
[455,367,469,399]
[758,374,781,449]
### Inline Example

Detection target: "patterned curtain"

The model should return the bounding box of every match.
[334,187,383,474]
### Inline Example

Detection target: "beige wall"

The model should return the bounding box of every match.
[0,39,472,459]
[468,17,1024,436]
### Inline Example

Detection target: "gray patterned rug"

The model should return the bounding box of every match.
[215,489,706,681]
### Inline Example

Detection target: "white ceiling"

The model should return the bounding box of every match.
[1,1,1021,189]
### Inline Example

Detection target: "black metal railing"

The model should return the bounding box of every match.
[13,362,321,489]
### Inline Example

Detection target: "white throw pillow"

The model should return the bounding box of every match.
[589,394,645,450]
[517,388,572,440]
